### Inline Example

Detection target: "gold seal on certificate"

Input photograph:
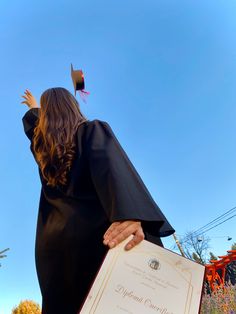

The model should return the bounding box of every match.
[80,237,205,314]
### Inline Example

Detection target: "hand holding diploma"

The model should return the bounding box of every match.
[103,220,145,250]
[81,237,205,314]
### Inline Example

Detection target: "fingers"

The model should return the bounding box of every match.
[21,91,30,102]
[103,222,121,239]
[21,89,38,108]
[22,92,32,101]
[23,89,32,96]
[125,228,145,251]
[103,221,133,242]
[103,221,144,250]
[21,94,30,106]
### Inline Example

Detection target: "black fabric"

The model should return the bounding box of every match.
[22,108,175,314]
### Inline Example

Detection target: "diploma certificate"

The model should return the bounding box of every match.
[80,237,205,314]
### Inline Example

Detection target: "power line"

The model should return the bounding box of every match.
[190,206,236,237]
[195,214,236,237]
[208,235,233,239]
[179,205,236,245]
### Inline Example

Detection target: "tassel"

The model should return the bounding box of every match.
[78,90,90,103]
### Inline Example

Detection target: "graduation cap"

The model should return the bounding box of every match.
[71,64,90,102]
[71,64,85,94]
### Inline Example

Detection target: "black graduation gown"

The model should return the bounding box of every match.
[22,108,175,314]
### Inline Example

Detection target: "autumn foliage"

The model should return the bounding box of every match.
[12,300,41,314]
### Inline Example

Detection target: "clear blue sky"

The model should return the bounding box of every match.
[1,0,236,313]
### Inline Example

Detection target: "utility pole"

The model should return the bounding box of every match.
[172,233,185,257]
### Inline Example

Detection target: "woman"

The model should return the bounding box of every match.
[21,87,174,314]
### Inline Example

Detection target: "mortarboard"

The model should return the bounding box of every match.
[71,64,85,95]
[71,64,90,103]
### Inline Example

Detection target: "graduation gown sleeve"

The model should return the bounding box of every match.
[22,107,40,140]
[85,119,175,238]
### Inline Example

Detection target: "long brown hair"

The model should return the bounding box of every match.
[33,87,87,187]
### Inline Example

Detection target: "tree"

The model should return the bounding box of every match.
[12,300,41,314]
[231,242,236,250]
[178,232,211,265]
[209,252,218,261]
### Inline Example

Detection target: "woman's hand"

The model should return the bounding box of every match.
[21,89,39,109]
[103,220,145,251]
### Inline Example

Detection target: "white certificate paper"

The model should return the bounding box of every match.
[80,237,205,314]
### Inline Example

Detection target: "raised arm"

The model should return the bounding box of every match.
[22,108,40,140]
[21,89,40,140]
